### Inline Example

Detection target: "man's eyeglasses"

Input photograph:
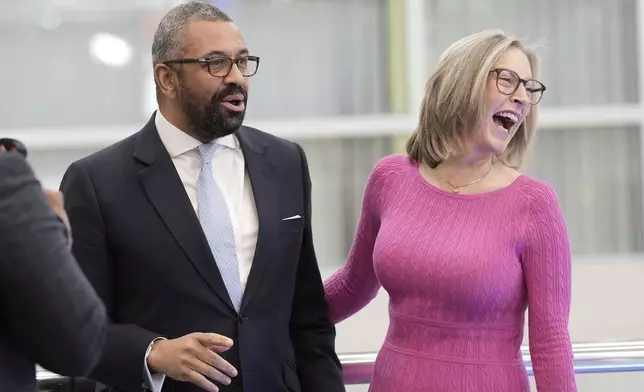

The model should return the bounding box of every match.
[490,68,546,105]
[164,55,260,78]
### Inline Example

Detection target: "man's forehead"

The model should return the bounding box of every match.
[183,20,246,57]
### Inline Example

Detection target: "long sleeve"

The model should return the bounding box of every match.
[522,182,577,392]
[289,143,345,392]
[0,153,107,376]
[323,160,385,324]
[143,338,167,392]
[60,161,162,392]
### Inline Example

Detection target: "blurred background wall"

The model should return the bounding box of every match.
[4,0,644,390]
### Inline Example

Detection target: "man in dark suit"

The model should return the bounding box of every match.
[0,151,107,392]
[59,2,345,392]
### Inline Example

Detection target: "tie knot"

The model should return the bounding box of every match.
[199,143,218,164]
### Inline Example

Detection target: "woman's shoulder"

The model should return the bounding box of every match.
[363,154,416,203]
[515,174,558,197]
[512,174,562,213]
[371,154,414,178]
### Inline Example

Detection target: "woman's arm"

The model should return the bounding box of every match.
[323,160,387,323]
[522,181,577,392]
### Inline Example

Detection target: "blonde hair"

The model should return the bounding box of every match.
[406,29,540,169]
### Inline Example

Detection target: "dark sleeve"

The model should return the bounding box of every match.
[0,153,107,376]
[289,144,345,392]
[60,161,161,392]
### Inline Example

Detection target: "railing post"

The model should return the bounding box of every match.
[391,0,428,154]
[635,0,644,245]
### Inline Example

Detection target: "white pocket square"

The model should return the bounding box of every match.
[282,215,302,221]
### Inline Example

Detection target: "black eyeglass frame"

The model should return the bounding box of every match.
[164,55,260,78]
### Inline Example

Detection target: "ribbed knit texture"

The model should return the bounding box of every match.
[324,154,576,392]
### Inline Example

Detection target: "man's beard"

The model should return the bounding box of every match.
[179,82,248,141]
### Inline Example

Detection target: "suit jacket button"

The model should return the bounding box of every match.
[239,315,251,323]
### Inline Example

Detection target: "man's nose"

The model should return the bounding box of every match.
[224,63,245,85]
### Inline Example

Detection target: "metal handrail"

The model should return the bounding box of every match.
[36,340,644,389]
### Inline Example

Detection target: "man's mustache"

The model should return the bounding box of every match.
[211,85,247,104]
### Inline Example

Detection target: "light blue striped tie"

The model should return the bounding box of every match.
[197,142,243,312]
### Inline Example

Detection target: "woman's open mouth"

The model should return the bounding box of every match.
[492,110,519,133]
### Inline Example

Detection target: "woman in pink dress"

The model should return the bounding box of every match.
[324,30,576,392]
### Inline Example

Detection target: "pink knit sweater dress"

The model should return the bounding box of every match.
[324,155,576,392]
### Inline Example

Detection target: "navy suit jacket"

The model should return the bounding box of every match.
[60,114,345,392]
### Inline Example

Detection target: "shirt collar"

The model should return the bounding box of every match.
[155,110,239,158]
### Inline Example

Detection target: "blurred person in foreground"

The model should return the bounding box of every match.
[324,30,576,392]
[59,1,344,392]
[0,147,107,392]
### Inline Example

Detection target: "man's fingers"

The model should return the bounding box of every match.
[190,334,237,377]
[211,353,238,378]
[185,369,219,392]
[187,356,232,386]
[194,345,238,378]
[207,344,232,353]
[169,333,237,392]
[194,333,233,348]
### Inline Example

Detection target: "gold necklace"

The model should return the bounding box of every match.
[437,161,495,194]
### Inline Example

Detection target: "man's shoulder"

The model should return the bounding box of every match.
[0,154,39,205]
[0,153,34,179]
[239,125,300,150]
[238,125,303,166]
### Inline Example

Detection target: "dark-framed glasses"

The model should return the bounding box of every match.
[164,55,260,78]
[490,68,546,105]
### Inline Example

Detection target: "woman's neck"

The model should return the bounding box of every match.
[435,153,496,186]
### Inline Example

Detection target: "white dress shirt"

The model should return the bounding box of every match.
[144,110,259,391]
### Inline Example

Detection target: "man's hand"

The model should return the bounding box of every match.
[147,333,238,392]
[43,189,72,247]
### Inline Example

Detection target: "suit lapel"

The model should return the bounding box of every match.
[134,114,236,312]
[235,127,279,312]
